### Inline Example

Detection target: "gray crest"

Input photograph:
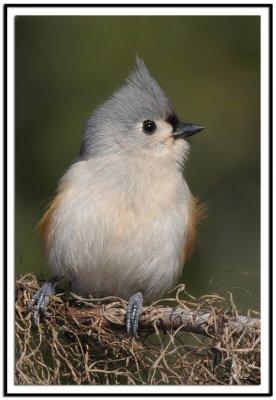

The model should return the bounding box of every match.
[80,57,175,159]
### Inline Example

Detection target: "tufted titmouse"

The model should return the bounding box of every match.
[28,57,204,336]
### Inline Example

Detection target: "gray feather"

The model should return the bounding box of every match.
[79,57,175,159]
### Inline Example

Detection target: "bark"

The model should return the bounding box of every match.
[65,302,260,337]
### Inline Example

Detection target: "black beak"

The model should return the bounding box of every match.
[173,122,205,138]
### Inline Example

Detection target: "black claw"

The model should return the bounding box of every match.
[27,275,63,327]
[126,291,143,337]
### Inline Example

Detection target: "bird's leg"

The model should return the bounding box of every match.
[27,274,64,328]
[126,291,143,337]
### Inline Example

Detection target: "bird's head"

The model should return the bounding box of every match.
[80,57,204,166]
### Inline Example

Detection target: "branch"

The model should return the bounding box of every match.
[66,302,260,338]
[16,274,260,338]
[15,274,261,385]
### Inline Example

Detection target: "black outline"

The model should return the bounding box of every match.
[2,3,274,7]
[4,3,272,397]
[268,2,273,397]
[3,2,8,398]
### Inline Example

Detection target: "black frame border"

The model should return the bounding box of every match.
[3,3,273,397]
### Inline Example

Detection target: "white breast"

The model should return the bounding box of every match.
[46,155,192,302]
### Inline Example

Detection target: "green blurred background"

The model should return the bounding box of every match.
[15,16,260,312]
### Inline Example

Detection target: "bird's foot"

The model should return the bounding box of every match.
[126,291,143,337]
[27,275,63,327]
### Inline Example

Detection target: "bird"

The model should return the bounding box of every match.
[28,57,204,337]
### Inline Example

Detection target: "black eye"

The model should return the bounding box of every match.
[142,120,157,134]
